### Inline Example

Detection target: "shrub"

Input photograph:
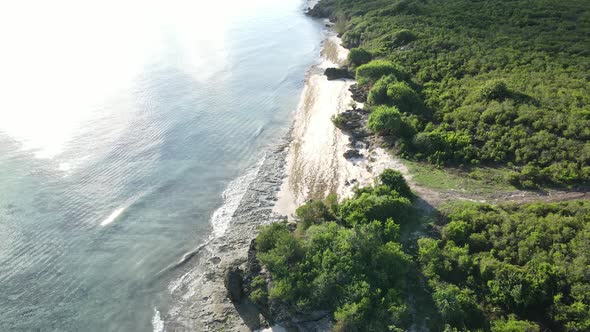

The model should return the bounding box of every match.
[386,81,425,115]
[295,199,335,231]
[392,29,416,46]
[432,282,486,330]
[256,222,290,252]
[479,80,510,101]
[491,315,540,332]
[367,105,402,135]
[348,48,372,67]
[382,29,417,49]
[249,276,268,305]
[356,60,405,86]
[331,113,346,129]
[338,192,413,226]
[367,75,397,105]
[411,129,474,164]
[420,200,590,330]
[508,165,542,189]
[442,221,470,245]
[379,169,414,199]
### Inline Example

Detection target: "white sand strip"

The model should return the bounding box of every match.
[275,34,412,217]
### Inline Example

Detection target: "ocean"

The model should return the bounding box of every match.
[0,0,323,330]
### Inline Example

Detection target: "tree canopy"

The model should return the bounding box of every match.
[251,170,417,331]
[419,201,590,331]
[311,0,590,187]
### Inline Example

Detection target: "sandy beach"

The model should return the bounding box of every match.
[274,33,411,218]
[162,21,411,332]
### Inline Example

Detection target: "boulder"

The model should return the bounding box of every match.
[343,149,362,159]
[225,266,244,303]
[246,239,261,275]
[349,83,369,103]
[324,67,352,80]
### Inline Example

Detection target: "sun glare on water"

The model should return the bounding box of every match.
[0,0,256,159]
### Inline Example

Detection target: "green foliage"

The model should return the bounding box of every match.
[431,282,486,330]
[295,199,336,232]
[419,200,590,330]
[386,81,425,115]
[367,105,402,135]
[479,80,510,101]
[412,128,475,164]
[311,0,590,187]
[348,47,372,67]
[508,165,543,189]
[331,113,346,129]
[256,222,291,253]
[253,169,416,330]
[367,74,396,105]
[338,191,412,227]
[356,60,405,86]
[379,169,414,199]
[249,276,269,305]
[491,315,540,332]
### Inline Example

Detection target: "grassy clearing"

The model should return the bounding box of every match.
[403,159,517,193]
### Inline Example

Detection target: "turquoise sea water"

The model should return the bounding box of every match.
[0,1,323,330]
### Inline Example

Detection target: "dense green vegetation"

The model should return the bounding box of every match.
[419,200,590,331]
[312,0,590,188]
[247,1,590,330]
[251,170,419,331]
[250,172,590,331]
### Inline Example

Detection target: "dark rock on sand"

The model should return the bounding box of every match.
[349,83,369,103]
[333,109,372,140]
[324,67,352,80]
[344,149,362,159]
[246,239,261,275]
[306,4,330,18]
[225,266,244,303]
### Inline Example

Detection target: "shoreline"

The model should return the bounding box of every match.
[274,32,412,218]
[160,24,359,332]
[162,141,289,331]
[161,6,410,331]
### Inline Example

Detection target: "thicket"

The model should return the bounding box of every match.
[311,0,590,187]
[251,176,590,331]
[252,170,418,331]
[419,200,590,331]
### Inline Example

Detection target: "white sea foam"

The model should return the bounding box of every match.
[209,156,265,237]
[152,308,165,332]
[256,326,287,332]
[100,206,125,226]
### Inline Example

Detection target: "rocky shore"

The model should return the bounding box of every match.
[163,138,290,331]
[162,3,412,331]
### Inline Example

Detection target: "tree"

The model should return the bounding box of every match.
[367,105,402,135]
[379,169,414,199]
[367,75,397,105]
[348,47,372,67]
[386,81,425,115]
[356,60,405,86]
[491,315,540,332]
[479,80,510,101]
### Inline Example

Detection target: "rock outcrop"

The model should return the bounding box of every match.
[225,266,244,304]
[349,83,369,103]
[343,149,362,159]
[324,67,352,80]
